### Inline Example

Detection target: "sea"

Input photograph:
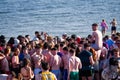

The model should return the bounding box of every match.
[0,0,120,40]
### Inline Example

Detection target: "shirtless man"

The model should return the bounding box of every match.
[91,23,103,80]
[68,49,82,80]
[41,42,52,64]
[110,18,117,34]
[31,45,44,75]
[91,23,103,60]
[62,47,70,80]
[50,47,62,80]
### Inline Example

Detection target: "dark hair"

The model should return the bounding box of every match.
[104,35,109,40]
[7,37,14,44]
[112,48,120,53]
[23,58,30,67]
[0,35,6,45]
[60,42,65,47]
[43,42,49,49]
[92,23,98,27]
[69,49,74,54]
[84,43,90,49]
[69,42,76,49]
[66,37,71,42]
[71,34,76,40]
[109,57,118,66]
[51,47,57,51]
[25,35,30,38]
[35,44,41,49]
[35,31,39,34]
[54,44,59,50]
[0,35,5,40]
[87,34,92,38]
[63,47,68,51]
[41,61,49,70]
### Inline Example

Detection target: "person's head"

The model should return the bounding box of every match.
[63,46,68,54]
[69,42,76,49]
[4,46,11,55]
[112,48,120,58]
[69,49,75,56]
[23,58,31,67]
[105,35,109,40]
[113,18,116,21]
[62,33,67,39]
[84,43,91,50]
[115,39,120,48]
[51,47,57,55]
[54,44,59,50]
[87,34,92,39]
[35,44,41,54]
[13,48,20,56]
[92,23,98,31]
[43,42,49,49]
[8,37,15,44]
[47,36,53,42]
[35,31,39,36]
[41,61,50,71]
[71,34,77,40]
[22,46,28,54]
[25,35,31,42]
[30,41,35,48]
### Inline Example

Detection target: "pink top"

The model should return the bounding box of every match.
[101,22,108,29]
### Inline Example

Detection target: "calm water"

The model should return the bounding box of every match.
[0,0,120,39]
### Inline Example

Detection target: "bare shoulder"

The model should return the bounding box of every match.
[75,57,81,62]
[21,67,24,72]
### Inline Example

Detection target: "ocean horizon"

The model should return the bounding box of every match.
[0,0,120,40]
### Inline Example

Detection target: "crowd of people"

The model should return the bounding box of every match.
[0,21,120,80]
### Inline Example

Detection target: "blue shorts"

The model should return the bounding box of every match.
[63,69,68,80]
[51,69,61,80]
[102,27,105,31]
[91,44,100,50]
[34,68,41,75]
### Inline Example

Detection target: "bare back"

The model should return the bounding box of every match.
[69,56,82,71]
[31,53,42,68]
[50,55,62,70]
[62,54,70,69]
